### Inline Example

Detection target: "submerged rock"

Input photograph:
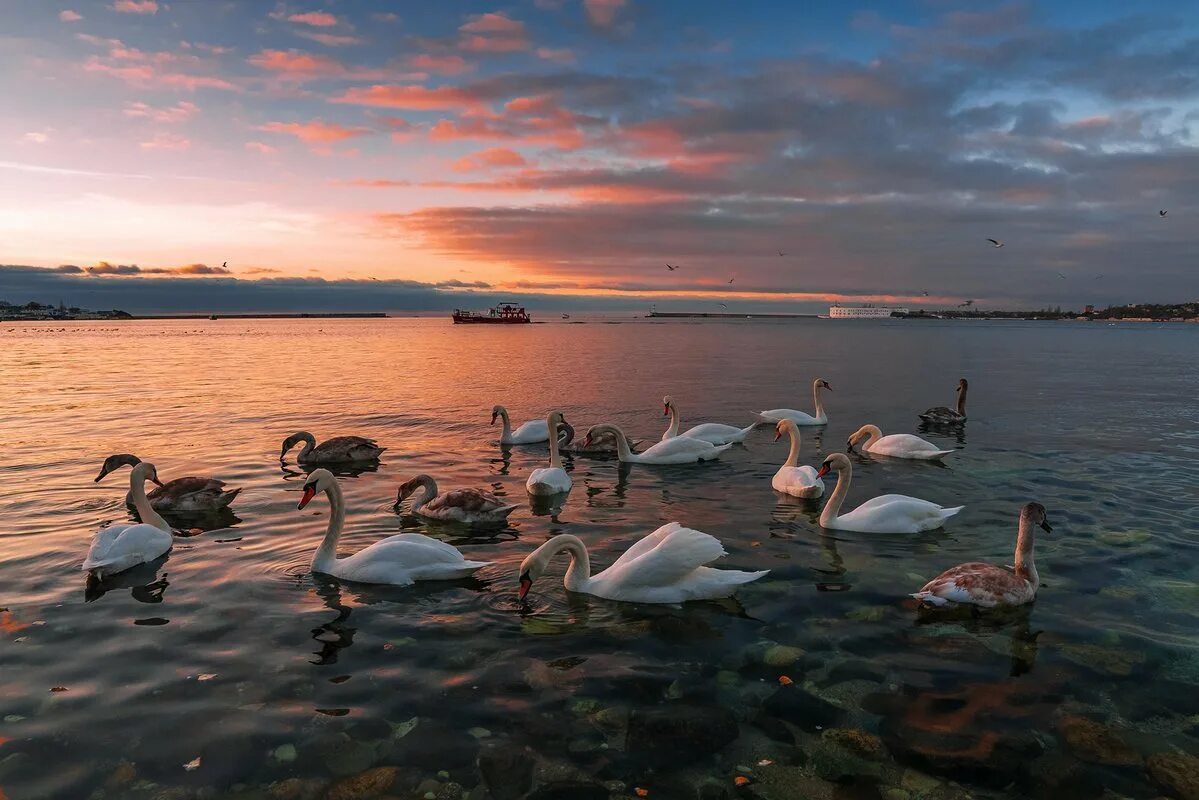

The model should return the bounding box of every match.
[822,727,885,759]
[317,734,377,778]
[1057,716,1141,766]
[1146,752,1199,800]
[324,766,399,800]
[760,685,842,733]
[748,764,837,800]
[626,703,739,765]
[1057,643,1146,678]
[477,744,534,800]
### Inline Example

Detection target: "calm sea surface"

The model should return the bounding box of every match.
[1,317,1197,800]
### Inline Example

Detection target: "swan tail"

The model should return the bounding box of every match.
[734,422,760,440]
[930,449,956,459]
[217,488,242,508]
[495,505,520,517]
[724,568,770,585]
[940,505,966,519]
[911,591,948,606]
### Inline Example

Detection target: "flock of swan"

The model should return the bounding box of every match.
[84,375,1051,610]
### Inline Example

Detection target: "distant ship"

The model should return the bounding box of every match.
[452,302,532,324]
[561,313,570,319]
[826,304,909,319]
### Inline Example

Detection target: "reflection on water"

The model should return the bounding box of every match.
[1,317,1197,799]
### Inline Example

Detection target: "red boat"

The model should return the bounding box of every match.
[452,302,532,324]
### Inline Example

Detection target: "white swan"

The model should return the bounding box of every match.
[281,432,384,464]
[526,411,572,495]
[772,420,824,498]
[758,378,831,426]
[84,462,173,579]
[517,523,768,604]
[297,469,488,585]
[394,474,518,525]
[492,405,550,445]
[919,378,968,424]
[96,453,241,513]
[815,453,963,533]
[662,396,757,444]
[586,423,732,464]
[912,502,1051,607]
[847,424,955,461]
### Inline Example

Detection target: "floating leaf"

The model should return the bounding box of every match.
[315,708,349,717]
[635,788,649,797]
[734,776,751,786]
[777,675,793,685]
[182,757,201,771]
[756,759,774,766]
[328,675,351,684]
[50,686,68,693]
[197,674,217,681]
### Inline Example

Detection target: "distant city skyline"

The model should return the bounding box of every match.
[2,1,1197,310]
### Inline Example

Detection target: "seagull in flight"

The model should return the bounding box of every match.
[777,250,786,257]
[222,262,227,268]
[718,303,728,309]
[1094,274,1104,280]
[959,299,975,307]
[987,238,1004,248]
[727,276,735,284]
[1056,271,1067,279]
[665,264,679,271]
[921,290,929,296]
[1159,210,1168,217]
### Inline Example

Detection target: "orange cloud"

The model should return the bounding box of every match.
[536,47,575,64]
[583,0,627,28]
[458,12,530,53]
[296,31,361,47]
[248,48,346,78]
[333,84,484,110]
[452,147,528,172]
[409,54,472,75]
[59,9,83,22]
[258,119,372,143]
[110,0,157,13]
[288,11,339,27]
[245,141,278,154]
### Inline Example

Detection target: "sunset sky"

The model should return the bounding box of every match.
[1,0,1197,312]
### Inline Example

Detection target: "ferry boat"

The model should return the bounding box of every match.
[451,302,532,324]
[826,304,909,319]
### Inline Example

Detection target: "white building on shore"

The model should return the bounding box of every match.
[827,304,908,318]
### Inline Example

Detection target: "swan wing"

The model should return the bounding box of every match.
[83,523,171,570]
[607,522,683,569]
[510,420,550,442]
[316,436,385,460]
[601,525,727,588]
[427,488,509,514]
[913,562,1033,607]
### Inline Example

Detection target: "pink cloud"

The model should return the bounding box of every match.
[453,147,529,172]
[258,119,372,143]
[22,132,50,144]
[535,47,575,64]
[80,35,238,91]
[140,133,190,150]
[583,0,627,28]
[458,12,530,53]
[245,141,278,154]
[409,53,472,75]
[124,100,199,123]
[110,0,158,14]
[85,60,238,91]
[288,11,339,27]
[333,84,484,111]
[59,10,83,22]
[295,30,361,47]
[248,48,347,78]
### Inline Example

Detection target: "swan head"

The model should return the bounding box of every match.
[846,424,879,451]
[814,378,832,391]
[662,395,675,416]
[1021,502,1052,533]
[298,468,335,510]
[394,474,434,510]
[957,378,968,391]
[130,461,165,488]
[95,453,142,482]
[583,423,619,449]
[774,419,797,441]
[490,405,507,425]
[816,452,851,478]
[280,431,313,460]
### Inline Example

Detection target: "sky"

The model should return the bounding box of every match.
[1,0,1197,313]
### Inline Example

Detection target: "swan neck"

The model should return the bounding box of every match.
[607,425,634,461]
[547,415,562,468]
[784,426,801,467]
[820,463,851,527]
[812,381,825,418]
[664,403,680,438]
[556,536,592,591]
[313,481,345,571]
[1014,516,1037,584]
[498,408,512,440]
[864,425,882,449]
[299,432,316,460]
[956,385,968,416]
[130,472,170,532]
[412,476,437,511]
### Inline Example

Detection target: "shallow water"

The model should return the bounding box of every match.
[1,317,1197,800]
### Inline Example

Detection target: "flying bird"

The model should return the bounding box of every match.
[1056,271,1067,279]
[665,264,679,271]
[959,299,975,307]
[921,290,929,296]
[1159,210,1168,217]
[222,262,227,268]
[718,303,728,309]
[727,276,735,284]
[1095,274,1105,280]
[987,238,1004,248]
[777,251,786,257]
